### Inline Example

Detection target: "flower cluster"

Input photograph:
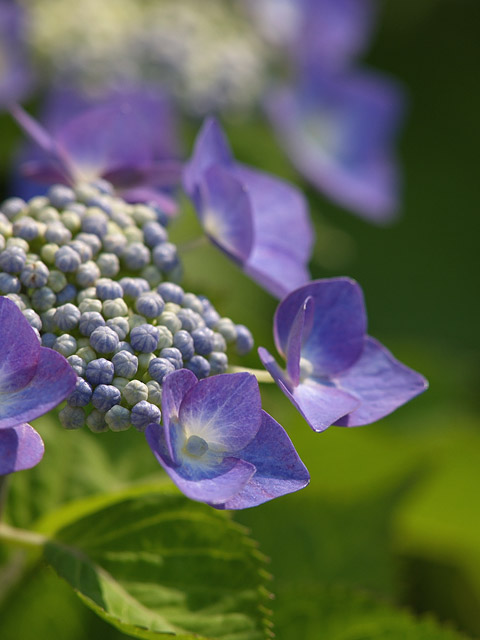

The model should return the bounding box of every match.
[21,0,268,114]
[0,94,428,511]
[0,180,253,435]
[0,296,75,474]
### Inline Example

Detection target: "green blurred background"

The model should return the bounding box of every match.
[1,0,479,638]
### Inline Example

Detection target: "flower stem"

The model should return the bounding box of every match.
[0,523,47,549]
[177,235,208,254]
[227,366,274,383]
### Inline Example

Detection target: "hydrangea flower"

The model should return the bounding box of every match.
[259,278,427,432]
[145,369,309,509]
[0,296,76,474]
[246,0,375,68]
[183,117,313,298]
[0,1,31,108]
[11,87,181,214]
[266,69,404,223]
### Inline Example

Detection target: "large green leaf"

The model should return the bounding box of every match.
[36,484,273,640]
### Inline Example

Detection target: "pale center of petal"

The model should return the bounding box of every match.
[299,357,314,382]
[203,209,222,242]
[184,434,209,458]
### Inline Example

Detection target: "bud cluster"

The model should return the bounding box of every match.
[0,181,253,433]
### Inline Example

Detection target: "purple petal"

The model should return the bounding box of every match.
[179,373,262,452]
[106,160,183,190]
[0,297,40,392]
[0,423,44,474]
[10,104,74,184]
[233,165,313,297]
[0,3,31,107]
[56,105,152,182]
[200,165,254,264]
[259,347,358,432]
[292,380,359,432]
[16,86,180,192]
[0,348,77,429]
[286,296,314,386]
[146,423,255,505]
[222,410,310,509]
[294,0,376,71]
[20,159,68,185]
[182,117,233,198]
[266,69,404,222]
[274,278,366,377]
[161,368,198,458]
[334,337,428,426]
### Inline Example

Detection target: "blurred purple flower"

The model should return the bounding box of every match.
[247,0,375,69]
[11,87,182,215]
[0,1,32,108]
[145,369,309,509]
[183,117,314,298]
[0,296,76,474]
[266,69,405,223]
[293,0,376,71]
[259,278,427,432]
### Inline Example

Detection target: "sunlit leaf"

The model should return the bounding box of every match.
[37,484,273,640]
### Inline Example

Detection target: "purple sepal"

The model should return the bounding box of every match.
[0,297,77,430]
[146,423,256,505]
[161,368,197,459]
[285,296,314,386]
[0,347,77,428]
[0,3,32,108]
[260,278,427,431]
[183,118,313,298]
[259,347,358,432]
[0,423,44,475]
[178,372,262,451]
[334,337,429,426]
[221,411,310,509]
[274,278,366,377]
[146,369,309,508]
[293,0,377,72]
[0,296,41,392]
[201,166,254,263]
[13,86,181,208]
[266,68,405,223]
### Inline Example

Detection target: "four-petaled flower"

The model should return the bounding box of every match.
[259,278,427,432]
[266,69,404,223]
[145,369,309,509]
[183,117,314,298]
[0,297,76,474]
[12,87,181,214]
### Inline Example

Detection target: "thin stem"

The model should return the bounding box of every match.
[177,235,208,254]
[0,523,47,549]
[227,366,275,384]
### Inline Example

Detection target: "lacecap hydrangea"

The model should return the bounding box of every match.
[0,180,254,434]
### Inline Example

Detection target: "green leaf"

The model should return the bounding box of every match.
[37,484,273,640]
[5,412,162,528]
[273,584,471,640]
